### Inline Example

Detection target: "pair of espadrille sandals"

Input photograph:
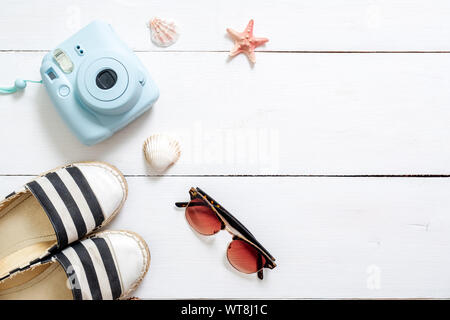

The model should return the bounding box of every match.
[0,162,150,300]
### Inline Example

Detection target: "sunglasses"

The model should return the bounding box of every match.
[175,187,276,280]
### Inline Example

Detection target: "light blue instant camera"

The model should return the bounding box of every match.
[40,21,159,145]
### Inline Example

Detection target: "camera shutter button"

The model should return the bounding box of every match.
[59,85,70,97]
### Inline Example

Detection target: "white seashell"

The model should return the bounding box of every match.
[143,134,181,172]
[149,17,180,47]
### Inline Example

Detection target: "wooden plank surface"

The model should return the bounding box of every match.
[1,175,449,298]
[1,0,450,51]
[1,52,450,175]
[1,0,449,299]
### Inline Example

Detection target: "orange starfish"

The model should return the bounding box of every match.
[226,19,268,63]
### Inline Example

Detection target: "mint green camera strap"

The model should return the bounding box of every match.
[0,78,42,94]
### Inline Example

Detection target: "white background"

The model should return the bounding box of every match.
[1,0,450,298]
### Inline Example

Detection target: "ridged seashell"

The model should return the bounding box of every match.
[149,17,180,47]
[143,134,181,172]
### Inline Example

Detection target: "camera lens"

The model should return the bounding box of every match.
[96,69,117,90]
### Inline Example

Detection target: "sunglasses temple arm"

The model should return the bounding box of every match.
[257,269,264,280]
[175,202,189,208]
[257,254,264,280]
[176,202,211,208]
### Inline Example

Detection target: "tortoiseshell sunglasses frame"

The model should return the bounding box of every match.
[176,187,276,280]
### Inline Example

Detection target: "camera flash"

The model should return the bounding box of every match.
[53,49,74,74]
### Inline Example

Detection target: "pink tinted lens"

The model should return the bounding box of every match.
[185,198,222,235]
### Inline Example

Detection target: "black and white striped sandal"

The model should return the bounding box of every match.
[0,230,150,300]
[0,162,127,281]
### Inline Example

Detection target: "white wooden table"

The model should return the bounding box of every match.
[1,0,450,299]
